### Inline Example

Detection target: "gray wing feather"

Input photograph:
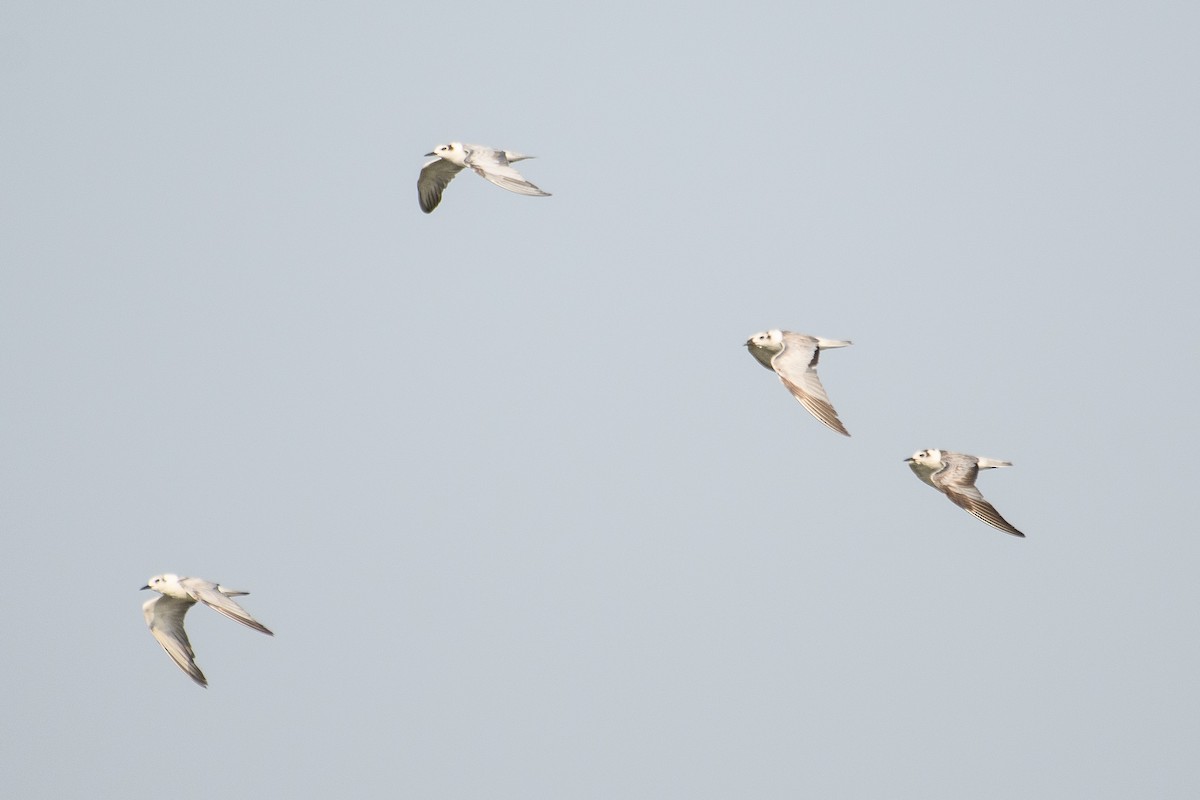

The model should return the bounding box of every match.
[771,333,850,436]
[418,158,466,213]
[184,579,274,636]
[932,455,1025,537]
[144,595,207,687]
[466,149,551,197]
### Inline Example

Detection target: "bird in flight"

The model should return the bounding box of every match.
[745,329,853,436]
[418,142,550,213]
[905,449,1026,537]
[141,573,273,687]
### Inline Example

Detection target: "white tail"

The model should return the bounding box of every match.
[976,457,1013,469]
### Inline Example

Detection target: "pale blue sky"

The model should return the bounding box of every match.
[3,1,1199,797]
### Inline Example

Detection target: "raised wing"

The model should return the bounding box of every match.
[186,580,274,636]
[144,595,207,687]
[418,158,466,213]
[465,148,551,197]
[932,455,1025,537]
[771,332,850,436]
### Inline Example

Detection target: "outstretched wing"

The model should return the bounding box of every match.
[144,595,207,687]
[185,580,274,636]
[466,148,551,197]
[770,332,850,436]
[418,158,466,213]
[933,454,1025,537]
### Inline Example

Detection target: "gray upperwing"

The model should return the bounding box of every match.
[186,580,274,636]
[471,165,551,196]
[958,498,1025,537]
[933,455,1025,537]
[771,333,850,436]
[466,148,550,197]
[931,453,982,493]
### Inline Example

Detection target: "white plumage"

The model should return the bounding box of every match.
[905,449,1025,537]
[745,329,853,436]
[418,142,550,213]
[141,573,273,687]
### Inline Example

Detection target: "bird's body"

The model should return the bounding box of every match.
[745,329,852,436]
[418,142,550,213]
[905,449,1025,537]
[140,573,273,687]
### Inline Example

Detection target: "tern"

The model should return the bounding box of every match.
[745,329,852,436]
[419,142,550,213]
[141,573,273,687]
[905,449,1026,537]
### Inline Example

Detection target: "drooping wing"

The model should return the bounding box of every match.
[465,148,551,197]
[770,332,850,436]
[143,595,207,687]
[745,341,777,371]
[185,580,274,636]
[932,454,1025,537]
[418,158,466,213]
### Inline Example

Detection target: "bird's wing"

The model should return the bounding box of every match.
[746,343,777,371]
[143,595,207,687]
[932,454,1025,537]
[465,149,550,197]
[185,580,274,636]
[418,158,466,213]
[771,332,850,436]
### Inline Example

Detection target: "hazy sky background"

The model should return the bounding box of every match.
[3,1,1199,797]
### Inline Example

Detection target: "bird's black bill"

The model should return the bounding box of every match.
[424,151,436,157]
[139,585,150,590]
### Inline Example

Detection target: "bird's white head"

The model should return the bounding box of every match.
[425,142,467,165]
[906,449,943,468]
[141,573,185,597]
[745,329,784,351]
